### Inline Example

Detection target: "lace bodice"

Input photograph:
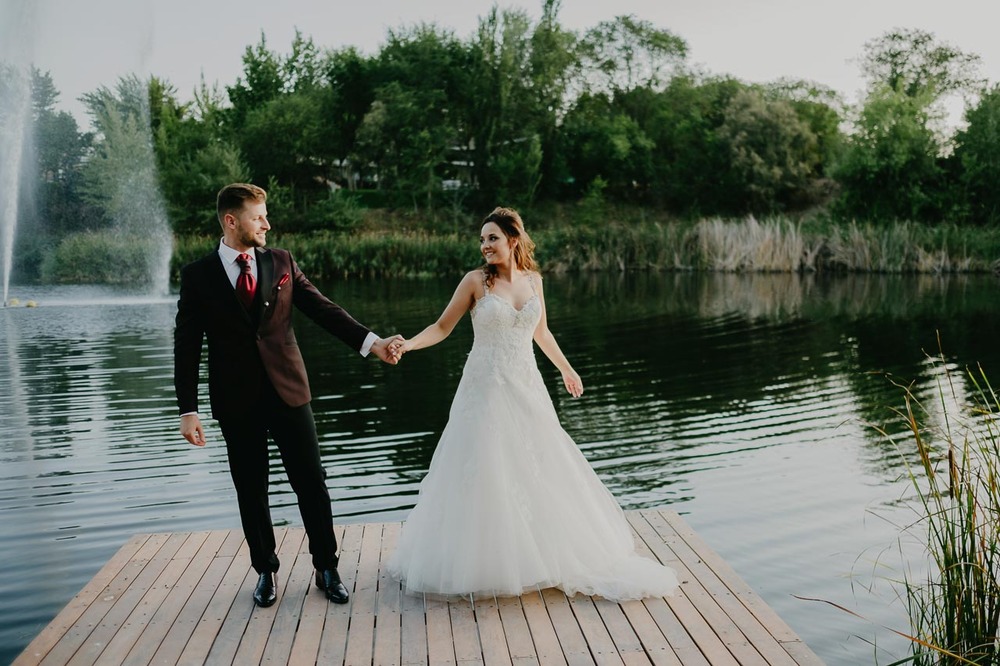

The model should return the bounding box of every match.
[467,284,541,380]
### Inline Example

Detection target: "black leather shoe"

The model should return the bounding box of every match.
[315,568,350,604]
[253,572,276,607]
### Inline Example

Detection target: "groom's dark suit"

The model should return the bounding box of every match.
[174,245,369,574]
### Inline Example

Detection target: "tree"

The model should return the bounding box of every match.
[716,88,821,212]
[764,78,845,176]
[577,15,687,95]
[953,86,1000,224]
[833,85,944,221]
[72,75,172,285]
[241,92,325,189]
[528,0,577,198]
[353,24,468,209]
[640,75,746,214]
[859,28,983,100]
[150,77,248,233]
[226,34,284,130]
[80,75,167,235]
[31,69,92,237]
[834,29,981,222]
[354,81,456,209]
[465,7,542,206]
[324,47,378,189]
[558,92,654,201]
[282,30,324,93]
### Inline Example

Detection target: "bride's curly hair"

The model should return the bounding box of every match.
[480,207,538,287]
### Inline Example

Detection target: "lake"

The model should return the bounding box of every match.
[3,271,999,665]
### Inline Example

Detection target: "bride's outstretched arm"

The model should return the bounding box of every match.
[400,271,479,354]
[532,275,584,397]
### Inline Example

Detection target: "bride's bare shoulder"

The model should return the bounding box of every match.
[460,270,487,298]
[461,270,485,288]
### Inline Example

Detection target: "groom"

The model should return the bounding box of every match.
[174,182,401,607]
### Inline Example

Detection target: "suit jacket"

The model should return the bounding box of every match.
[174,246,370,421]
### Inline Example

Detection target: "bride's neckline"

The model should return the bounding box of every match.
[476,292,538,313]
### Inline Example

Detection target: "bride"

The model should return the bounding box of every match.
[386,207,678,601]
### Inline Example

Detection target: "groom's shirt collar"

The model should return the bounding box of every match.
[218,239,257,288]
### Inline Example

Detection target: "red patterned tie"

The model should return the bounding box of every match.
[235,253,256,310]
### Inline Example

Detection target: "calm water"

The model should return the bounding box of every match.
[2,272,999,665]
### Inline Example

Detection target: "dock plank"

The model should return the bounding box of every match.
[151,529,244,665]
[175,535,250,665]
[474,596,511,666]
[541,588,592,666]
[520,590,566,666]
[317,522,364,665]
[425,595,457,666]
[495,595,537,664]
[400,586,428,666]
[62,532,189,666]
[449,599,483,664]
[259,528,311,665]
[343,522,383,665]
[15,510,824,666]
[13,534,153,666]
[644,511,795,666]
[287,523,346,666]
[374,521,403,666]
[567,595,624,666]
[118,530,223,666]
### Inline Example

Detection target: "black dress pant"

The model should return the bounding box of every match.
[218,382,338,574]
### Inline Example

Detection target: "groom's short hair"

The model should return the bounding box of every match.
[217,183,267,223]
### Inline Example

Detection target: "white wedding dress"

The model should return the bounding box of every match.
[387,278,679,600]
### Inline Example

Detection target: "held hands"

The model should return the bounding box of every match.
[181,413,206,447]
[385,336,418,360]
[392,338,416,356]
[562,369,584,398]
[371,334,406,364]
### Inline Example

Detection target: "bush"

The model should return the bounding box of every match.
[43,230,164,284]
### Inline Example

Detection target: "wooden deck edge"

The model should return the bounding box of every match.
[13,510,825,666]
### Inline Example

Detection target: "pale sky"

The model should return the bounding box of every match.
[4,0,1000,126]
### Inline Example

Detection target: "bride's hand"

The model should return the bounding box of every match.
[396,339,417,355]
[562,370,583,398]
[373,334,405,364]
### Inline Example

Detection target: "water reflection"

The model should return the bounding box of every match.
[2,275,1000,665]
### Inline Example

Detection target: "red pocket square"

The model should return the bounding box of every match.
[277,273,290,287]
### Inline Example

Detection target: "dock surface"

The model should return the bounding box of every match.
[14,509,823,665]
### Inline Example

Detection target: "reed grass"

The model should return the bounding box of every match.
[81,213,1000,283]
[875,353,1000,664]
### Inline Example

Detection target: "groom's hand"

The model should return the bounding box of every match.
[181,414,206,447]
[372,334,405,364]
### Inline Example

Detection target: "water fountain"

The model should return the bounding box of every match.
[0,2,34,307]
[0,0,170,306]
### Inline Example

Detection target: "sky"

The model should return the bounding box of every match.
[4,0,1000,125]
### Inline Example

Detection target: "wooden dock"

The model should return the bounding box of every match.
[14,509,823,665]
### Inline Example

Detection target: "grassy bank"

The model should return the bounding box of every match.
[36,214,1000,284]
[169,215,1000,281]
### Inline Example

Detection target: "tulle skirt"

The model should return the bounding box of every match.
[386,359,679,601]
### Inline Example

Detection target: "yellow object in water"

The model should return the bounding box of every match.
[7,298,20,306]
[25,300,37,308]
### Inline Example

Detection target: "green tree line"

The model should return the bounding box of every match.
[10,2,1000,281]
